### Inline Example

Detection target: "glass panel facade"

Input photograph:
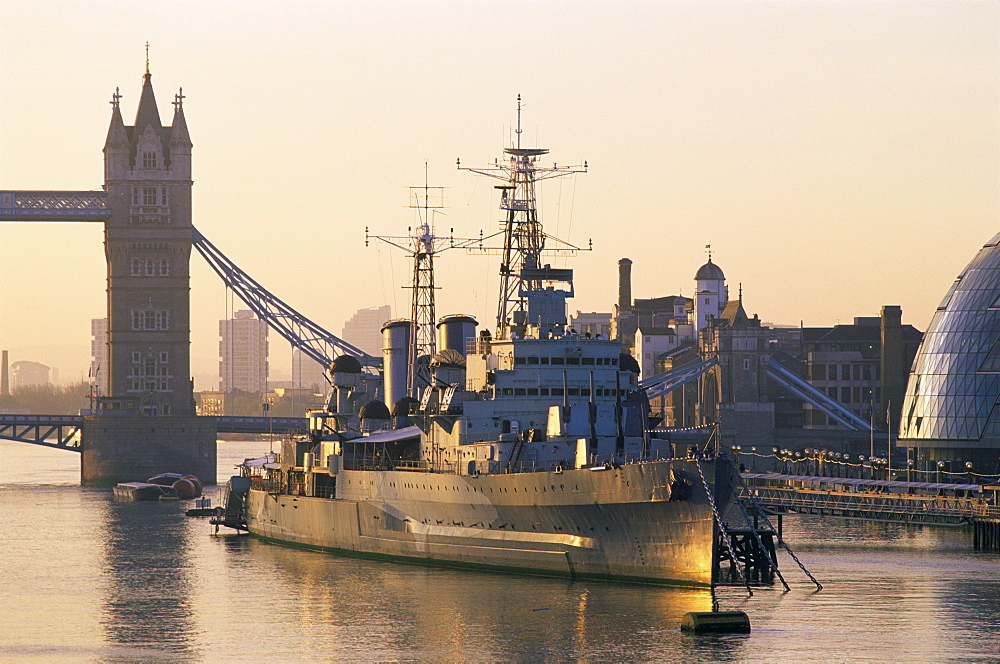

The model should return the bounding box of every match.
[901,236,1000,445]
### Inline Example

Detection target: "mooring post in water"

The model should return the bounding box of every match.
[681,611,751,634]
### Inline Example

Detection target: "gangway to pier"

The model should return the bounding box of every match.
[739,472,1000,525]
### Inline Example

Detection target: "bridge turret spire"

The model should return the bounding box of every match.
[170,88,192,148]
[104,87,129,180]
[134,62,162,133]
[104,88,127,144]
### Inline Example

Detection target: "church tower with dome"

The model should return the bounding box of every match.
[693,252,728,331]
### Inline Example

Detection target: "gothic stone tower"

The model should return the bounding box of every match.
[697,298,775,448]
[103,66,193,416]
[82,65,216,483]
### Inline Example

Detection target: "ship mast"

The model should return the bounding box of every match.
[408,167,440,392]
[459,95,588,339]
[367,164,477,396]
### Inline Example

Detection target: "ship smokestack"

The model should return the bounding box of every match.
[618,258,633,311]
[1,350,8,397]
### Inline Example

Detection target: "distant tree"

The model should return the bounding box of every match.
[3,381,92,415]
[229,390,266,417]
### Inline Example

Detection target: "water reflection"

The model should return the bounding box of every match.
[5,440,996,662]
[100,499,197,661]
[230,540,721,661]
[782,514,975,552]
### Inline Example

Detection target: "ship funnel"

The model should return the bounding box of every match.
[381,319,411,408]
[437,314,478,357]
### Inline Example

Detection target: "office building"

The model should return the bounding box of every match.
[342,304,391,356]
[219,310,269,393]
[900,232,1000,472]
[292,347,328,391]
[90,318,110,396]
[11,361,50,389]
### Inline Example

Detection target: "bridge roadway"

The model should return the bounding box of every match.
[740,472,1000,525]
[0,414,308,452]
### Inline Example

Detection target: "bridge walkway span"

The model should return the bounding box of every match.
[0,414,309,451]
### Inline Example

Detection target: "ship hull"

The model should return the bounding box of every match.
[245,457,731,587]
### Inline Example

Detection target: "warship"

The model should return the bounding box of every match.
[231,102,735,586]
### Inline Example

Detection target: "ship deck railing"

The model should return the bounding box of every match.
[492,449,694,475]
[249,476,284,493]
[248,451,714,482]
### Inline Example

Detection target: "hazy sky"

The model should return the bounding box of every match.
[1,0,997,389]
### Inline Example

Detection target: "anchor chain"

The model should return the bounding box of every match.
[723,456,791,591]
[695,457,752,597]
[731,460,823,591]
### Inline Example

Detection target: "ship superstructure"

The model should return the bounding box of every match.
[236,102,735,587]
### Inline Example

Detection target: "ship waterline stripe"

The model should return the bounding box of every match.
[405,520,596,548]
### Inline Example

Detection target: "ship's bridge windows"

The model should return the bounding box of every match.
[527,388,539,396]
[582,357,595,365]
[540,357,550,365]
[540,387,550,396]
[514,356,526,366]
[567,357,580,365]
[514,388,527,396]
[568,388,580,396]
[552,357,565,365]
[552,388,564,396]
[501,388,514,396]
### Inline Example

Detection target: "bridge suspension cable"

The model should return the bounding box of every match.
[640,356,719,399]
[765,357,872,431]
[191,227,381,370]
[640,355,876,432]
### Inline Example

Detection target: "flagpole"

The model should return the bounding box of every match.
[886,399,891,480]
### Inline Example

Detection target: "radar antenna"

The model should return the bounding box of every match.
[458,95,589,339]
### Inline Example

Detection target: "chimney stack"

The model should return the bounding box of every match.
[618,258,633,311]
[1,350,8,397]
[880,305,904,430]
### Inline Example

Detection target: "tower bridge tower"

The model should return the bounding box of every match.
[82,59,216,483]
[102,63,194,416]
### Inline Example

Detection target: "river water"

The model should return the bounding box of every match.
[1,440,998,663]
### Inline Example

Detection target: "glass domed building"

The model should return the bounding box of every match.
[900,232,1000,473]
